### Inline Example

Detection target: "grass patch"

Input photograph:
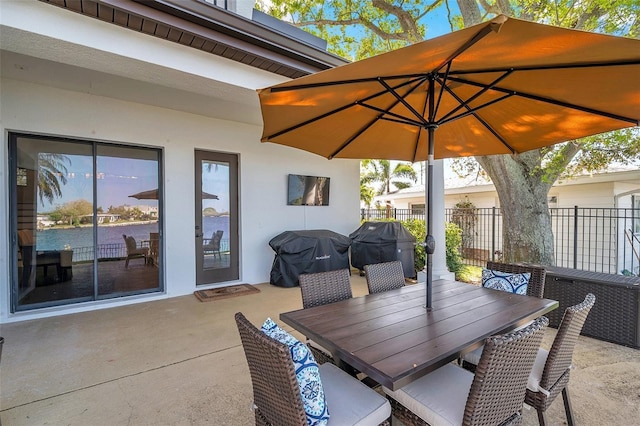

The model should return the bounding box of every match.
[456,264,483,284]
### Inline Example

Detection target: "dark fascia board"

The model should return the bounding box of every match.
[129,0,348,71]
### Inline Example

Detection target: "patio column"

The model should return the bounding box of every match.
[420,160,455,282]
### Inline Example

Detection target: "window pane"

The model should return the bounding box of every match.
[201,160,230,270]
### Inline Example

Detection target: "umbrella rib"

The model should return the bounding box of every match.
[439,93,514,125]
[328,116,383,160]
[414,75,434,162]
[266,73,430,92]
[432,18,506,74]
[438,70,514,123]
[447,76,640,125]
[449,59,640,76]
[263,77,426,140]
[329,79,427,158]
[359,104,425,127]
[377,78,430,126]
[441,84,516,153]
[358,78,429,127]
[433,63,451,122]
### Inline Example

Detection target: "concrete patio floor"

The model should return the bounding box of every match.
[1,273,638,425]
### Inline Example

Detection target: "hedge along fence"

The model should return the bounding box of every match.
[359,217,464,275]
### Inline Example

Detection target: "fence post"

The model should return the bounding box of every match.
[573,205,578,269]
[491,207,496,262]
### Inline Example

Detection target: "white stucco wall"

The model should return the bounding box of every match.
[0,77,360,322]
[0,1,360,322]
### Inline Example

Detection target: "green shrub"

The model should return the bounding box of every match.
[400,218,426,273]
[360,218,463,276]
[457,264,483,284]
[445,222,463,273]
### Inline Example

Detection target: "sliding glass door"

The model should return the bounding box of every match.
[10,133,163,311]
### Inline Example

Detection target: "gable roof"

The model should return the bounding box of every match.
[38,0,347,78]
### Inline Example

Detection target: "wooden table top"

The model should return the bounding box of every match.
[280,279,558,390]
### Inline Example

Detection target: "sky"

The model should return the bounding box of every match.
[40,155,160,212]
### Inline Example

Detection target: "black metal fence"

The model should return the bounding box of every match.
[361,207,640,276]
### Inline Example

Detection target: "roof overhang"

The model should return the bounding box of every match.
[40,0,347,78]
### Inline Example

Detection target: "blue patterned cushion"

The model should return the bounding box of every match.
[261,318,329,426]
[482,268,530,295]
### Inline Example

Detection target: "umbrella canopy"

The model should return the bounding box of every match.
[129,189,219,200]
[257,15,640,307]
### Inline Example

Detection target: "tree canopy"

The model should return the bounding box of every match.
[361,159,418,197]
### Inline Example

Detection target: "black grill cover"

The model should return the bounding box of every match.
[269,229,352,287]
[349,221,416,278]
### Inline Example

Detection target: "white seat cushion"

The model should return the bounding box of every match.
[319,363,391,426]
[461,345,483,366]
[527,348,549,392]
[383,363,474,426]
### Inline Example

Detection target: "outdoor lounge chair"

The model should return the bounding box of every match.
[298,269,352,365]
[525,293,596,426]
[364,260,406,294]
[203,230,223,259]
[383,317,548,426]
[123,234,149,268]
[234,312,391,426]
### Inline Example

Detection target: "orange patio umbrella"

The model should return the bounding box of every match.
[257,15,640,307]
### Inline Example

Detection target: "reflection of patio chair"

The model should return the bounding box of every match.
[204,230,223,259]
[149,232,159,266]
[123,234,149,268]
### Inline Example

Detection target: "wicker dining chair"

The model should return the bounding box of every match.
[364,261,406,294]
[384,316,548,426]
[486,261,547,298]
[298,269,353,364]
[461,261,547,371]
[525,293,595,426]
[234,312,391,426]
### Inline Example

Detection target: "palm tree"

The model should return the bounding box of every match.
[361,159,418,195]
[37,153,70,206]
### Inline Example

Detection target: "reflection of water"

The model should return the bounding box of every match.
[36,216,230,251]
[202,216,230,242]
[36,223,159,251]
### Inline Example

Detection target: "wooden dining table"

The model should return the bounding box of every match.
[280,279,558,390]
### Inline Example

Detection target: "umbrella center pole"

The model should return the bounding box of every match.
[424,123,436,310]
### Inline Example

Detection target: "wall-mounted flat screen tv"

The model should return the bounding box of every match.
[287,174,330,206]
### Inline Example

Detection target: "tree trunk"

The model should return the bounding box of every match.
[476,151,556,265]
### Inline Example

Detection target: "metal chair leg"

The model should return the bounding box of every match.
[536,408,548,426]
[562,387,575,426]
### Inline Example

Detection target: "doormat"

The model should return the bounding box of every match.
[194,284,260,302]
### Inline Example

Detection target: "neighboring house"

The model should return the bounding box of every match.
[2,0,371,322]
[375,168,640,211]
[373,168,640,275]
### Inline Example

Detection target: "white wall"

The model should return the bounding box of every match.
[0,0,361,322]
[0,77,360,322]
